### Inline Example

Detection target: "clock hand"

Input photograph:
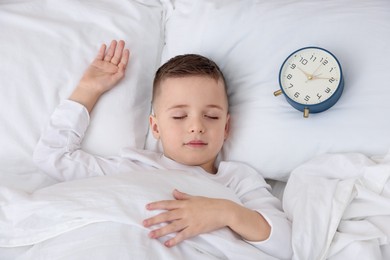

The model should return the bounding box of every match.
[311,63,323,77]
[312,76,336,80]
[312,73,335,80]
[297,66,313,80]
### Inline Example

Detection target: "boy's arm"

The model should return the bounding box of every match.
[70,40,130,113]
[34,40,130,181]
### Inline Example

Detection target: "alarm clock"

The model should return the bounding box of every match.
[274,47,344,118]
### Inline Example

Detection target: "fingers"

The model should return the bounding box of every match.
[96,40,129,68]
[110,40,125,65]
[143,190,196,247]
[96,44,106,60]
[118,48,130,71]
[164,233,186,248]
[150,221,189,248]
[143,209,184,243]
[144,190,192,227]
[103,40,117,62]
[147,218,187,239]
[147,190,190,206]
[173,189,190,200]
[144,212,194,248]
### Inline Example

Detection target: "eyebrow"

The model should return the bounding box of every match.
[166,104,224,111]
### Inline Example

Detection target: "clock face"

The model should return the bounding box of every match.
[279,47,342,106]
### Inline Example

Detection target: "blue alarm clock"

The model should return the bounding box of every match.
[274,47,344,118]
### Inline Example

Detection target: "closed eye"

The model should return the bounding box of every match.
[172,116,187,120]
[205,115,219,120]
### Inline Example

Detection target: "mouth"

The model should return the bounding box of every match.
[184,140,208,147]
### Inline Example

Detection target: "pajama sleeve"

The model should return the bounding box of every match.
[33,100,123,181]
[218,162,293,259]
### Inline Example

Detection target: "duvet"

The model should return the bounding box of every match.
[0,169,277,260]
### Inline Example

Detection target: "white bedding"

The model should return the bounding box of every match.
[0,169,276,259]
[0,0,163,192]
[1,0,390,259]
[283,151,390,260]
[1,153,389,259]
[147,0,390,181]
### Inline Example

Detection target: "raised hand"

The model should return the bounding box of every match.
[79,40,130,94]
[69,40,130,112]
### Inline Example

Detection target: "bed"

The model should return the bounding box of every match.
[1,0,390,259]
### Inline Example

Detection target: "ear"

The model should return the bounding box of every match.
[224,114,230,140]
[149,115,160,139]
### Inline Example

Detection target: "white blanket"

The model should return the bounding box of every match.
[2,154,389,259]
[0,170,276,260]
[283,152,390,260]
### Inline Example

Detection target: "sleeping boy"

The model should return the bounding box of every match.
[33,40,292,259]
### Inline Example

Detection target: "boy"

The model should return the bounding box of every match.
[34,40,292,259]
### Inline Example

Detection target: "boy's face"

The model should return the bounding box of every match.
[150,76,230,173]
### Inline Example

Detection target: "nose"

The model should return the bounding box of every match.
[189,117,205,134]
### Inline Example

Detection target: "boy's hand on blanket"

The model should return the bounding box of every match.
[143,189,233,247]
[69,40,130,113]
[144,189,272,247]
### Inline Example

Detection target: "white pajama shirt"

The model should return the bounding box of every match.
[33,100,292,259]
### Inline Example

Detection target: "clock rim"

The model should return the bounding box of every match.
[278,46,344,113]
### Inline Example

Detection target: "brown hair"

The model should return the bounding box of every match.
[152,54,227,105]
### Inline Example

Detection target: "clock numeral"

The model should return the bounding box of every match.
[290,63,296,69]
[322,59,328,66]
[325,87,331,93]
[310,55,317,62]
[329,67,334,73]
[287,74,293,80]
[288,83,294,89]
[294,92,300,98]
[299,57,308,65]
[304,95,310,102]
[317,93,322,100]
[329,77,336,83]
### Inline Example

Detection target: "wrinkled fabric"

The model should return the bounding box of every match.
[283,152,390,260]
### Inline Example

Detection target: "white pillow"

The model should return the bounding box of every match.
[146,0,390,181]
[0,0,162,176]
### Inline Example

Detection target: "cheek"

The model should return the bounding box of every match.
[160,124,182,141]
[210,124,229,140]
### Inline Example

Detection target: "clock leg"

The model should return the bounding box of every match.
[273,89,283,96]
[303,108,309,118]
